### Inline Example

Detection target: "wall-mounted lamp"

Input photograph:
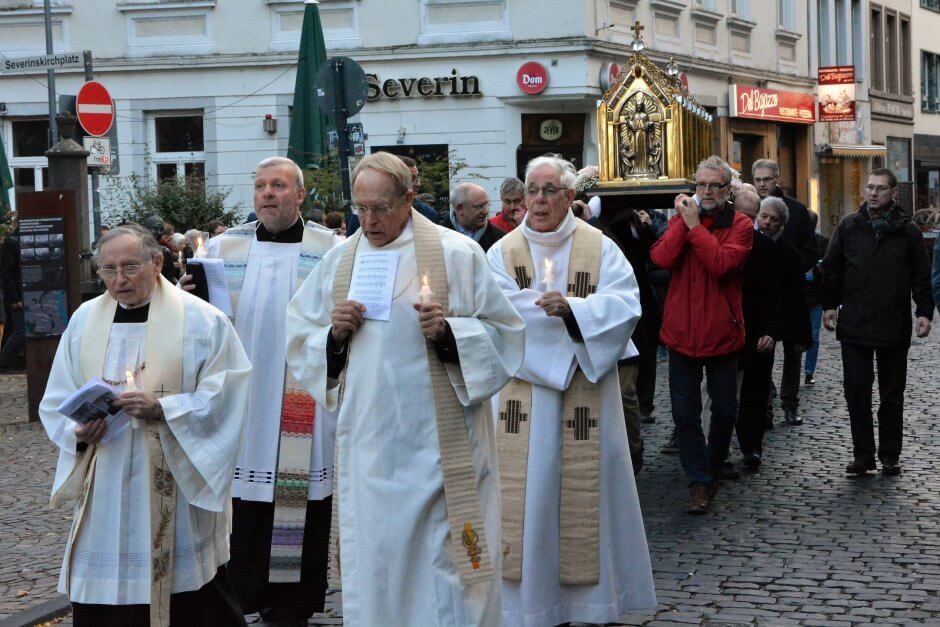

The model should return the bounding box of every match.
[396,126,407,144]
[263,114,277,134]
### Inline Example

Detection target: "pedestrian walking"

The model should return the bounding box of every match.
[803,212,829,386]
[822,167,934,476]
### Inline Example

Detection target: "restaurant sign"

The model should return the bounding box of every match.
[728,84,815,124]
[818,66,856,122]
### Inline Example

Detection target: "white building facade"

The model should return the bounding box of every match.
[1,0,816,227]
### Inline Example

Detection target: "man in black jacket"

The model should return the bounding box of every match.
[440,182,505,252]
[752,159,819,426]
[0,223,23,371]
[822,168,934,477]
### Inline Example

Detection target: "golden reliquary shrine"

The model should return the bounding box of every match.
[593,23,714,206]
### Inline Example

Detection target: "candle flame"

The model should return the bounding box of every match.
[543,258,553,276]
[194,236,207,258]
[125,367,136,392]
[422,274,430,289]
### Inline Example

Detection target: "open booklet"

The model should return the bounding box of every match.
[56,377,132,443]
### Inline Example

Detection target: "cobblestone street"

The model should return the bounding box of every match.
[2,327,939,625]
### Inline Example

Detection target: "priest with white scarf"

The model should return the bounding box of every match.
[285,152,526,626]
[486,155,657,627]
[40,224,251,626]
[181,156,339,625]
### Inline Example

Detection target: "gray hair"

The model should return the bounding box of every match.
[524,155,577,188]
[93,224,164,265]
[760,196,789,225]
[695,155,735,185]
[734,190,761,215]
[170,233,186,250]
[257,156,305,191]
[500,177,525,197]
[450,182,482,209]
[751,159,780,177]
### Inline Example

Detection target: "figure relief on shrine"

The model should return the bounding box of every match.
[618,91,664,179]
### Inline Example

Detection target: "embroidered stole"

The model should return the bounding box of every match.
[328,210,494,588]
[215,221,332,583]
[497,220,604,585]
[51,276,184,627]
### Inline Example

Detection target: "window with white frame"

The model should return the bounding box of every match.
[731,0,751,19]
[120,1,215,57]
[0,3,70,56]
[922,50,940,111]
[778,0,795,30]
[696,0,717,10]
[148,113,206,184]
[8,119,50,212]
[419,0,509,45]
[269,0,361,51]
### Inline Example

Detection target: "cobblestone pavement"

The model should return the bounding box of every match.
[3,328,940,625]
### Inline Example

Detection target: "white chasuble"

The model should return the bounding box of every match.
[39,292,251,605]
[285,220,526,627]
[486,211,657,627]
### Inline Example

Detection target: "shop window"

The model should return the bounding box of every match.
[148,113,206,184]
[923,0,940,13]
[887,137,911,182]
[921,51,940,111]
[5,118,51,214]
[419,0,509,46]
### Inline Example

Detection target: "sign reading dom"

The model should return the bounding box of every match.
[818,66,856,122]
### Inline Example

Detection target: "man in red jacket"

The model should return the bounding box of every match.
[650,155,753,514]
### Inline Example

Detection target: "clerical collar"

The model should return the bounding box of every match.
[521,209,578,246]
[114,302,150,323]
[256,216,304,243]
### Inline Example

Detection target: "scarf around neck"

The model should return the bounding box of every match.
[862,203,896,234]
[450,209,486,241]
[520,209,578,246]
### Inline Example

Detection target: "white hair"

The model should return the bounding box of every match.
[760,196,789,225]
[524,155,577,188]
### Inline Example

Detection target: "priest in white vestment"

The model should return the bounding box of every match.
[40,225,251,626]
[486,155,657,627]
[181,157,339,624]
[285,152,526,627]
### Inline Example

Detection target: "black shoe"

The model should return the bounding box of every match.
[660,429,679,454]
[783,409,803,426]
[716,461,740,480]
[640,413,656,424]
[742,452,762,470]
[845,458,876,475]
[804,372,815,386]
[881,459,901,476]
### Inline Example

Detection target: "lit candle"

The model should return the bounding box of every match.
[542,257,555,292]
[177,250,184,269]
[125,366,137,392]
[418,273,433,305]
[194,237,208,258]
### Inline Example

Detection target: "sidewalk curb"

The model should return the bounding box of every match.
[0,596,71,627]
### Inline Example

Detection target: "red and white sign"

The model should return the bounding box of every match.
[728,84,815,124]
[599,62,619,91]
[76,81,114,137]
[517,62,548,95]
[818,65,856,122]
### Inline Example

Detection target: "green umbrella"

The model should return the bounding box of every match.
[287,0,330,171]
[0,133,12,219]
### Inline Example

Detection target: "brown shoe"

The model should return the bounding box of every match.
[686,483,712,515]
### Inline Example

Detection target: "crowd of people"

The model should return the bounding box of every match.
[30,149,938,627]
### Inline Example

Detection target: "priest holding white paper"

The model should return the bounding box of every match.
[39,224,251,626]
[486,155,656,626]
[285,152,526,626]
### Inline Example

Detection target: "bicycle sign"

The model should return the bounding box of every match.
[83,136,111,169]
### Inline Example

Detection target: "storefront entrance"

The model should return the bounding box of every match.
[516,113,585,178]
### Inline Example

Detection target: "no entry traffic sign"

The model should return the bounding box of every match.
[76,81,114,137]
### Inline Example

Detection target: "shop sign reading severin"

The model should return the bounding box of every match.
[728,84,815,124]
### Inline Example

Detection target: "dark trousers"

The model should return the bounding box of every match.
[227,497,331,620]
[0,307,25,369]
[618,361,643,462]
[668,349,739,485]
[736,346,775,456]
[779,341,802,411]
[72,566,246,627]
[840,342,909,463]
[635,347,657,416]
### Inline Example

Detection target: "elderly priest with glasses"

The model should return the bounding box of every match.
[285,152,525,626]
[39,224,252,627]
[486,155,656,626]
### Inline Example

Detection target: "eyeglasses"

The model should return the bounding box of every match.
[351,203,395,217]
[524,185,568,198]
[695,182,730,191]
[97,264,145,280]
[753,176,777,184]
[865,184,894,193]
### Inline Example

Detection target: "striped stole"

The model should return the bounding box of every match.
[328,211,494,588]
[497,220,605,585]
[215,221,332,583]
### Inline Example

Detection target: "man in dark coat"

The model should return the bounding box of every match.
[0,224,23,372]
[752,159,819,426]
[822,168,934,477]
[439,182,505,252]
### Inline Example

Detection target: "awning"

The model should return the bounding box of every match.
[816,143,887,158]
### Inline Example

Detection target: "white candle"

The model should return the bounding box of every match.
[418,273,433,305]
[125,366,137,392]
[177,250,184,269]
[542,257,555,292]
[194,237,208,258]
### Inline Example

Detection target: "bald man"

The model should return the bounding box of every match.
[441,182,506,251]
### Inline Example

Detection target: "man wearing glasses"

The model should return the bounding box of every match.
[440,181,506,251]
[821,167,933,477]
[650,155,754,514]
[752,159,819,427]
